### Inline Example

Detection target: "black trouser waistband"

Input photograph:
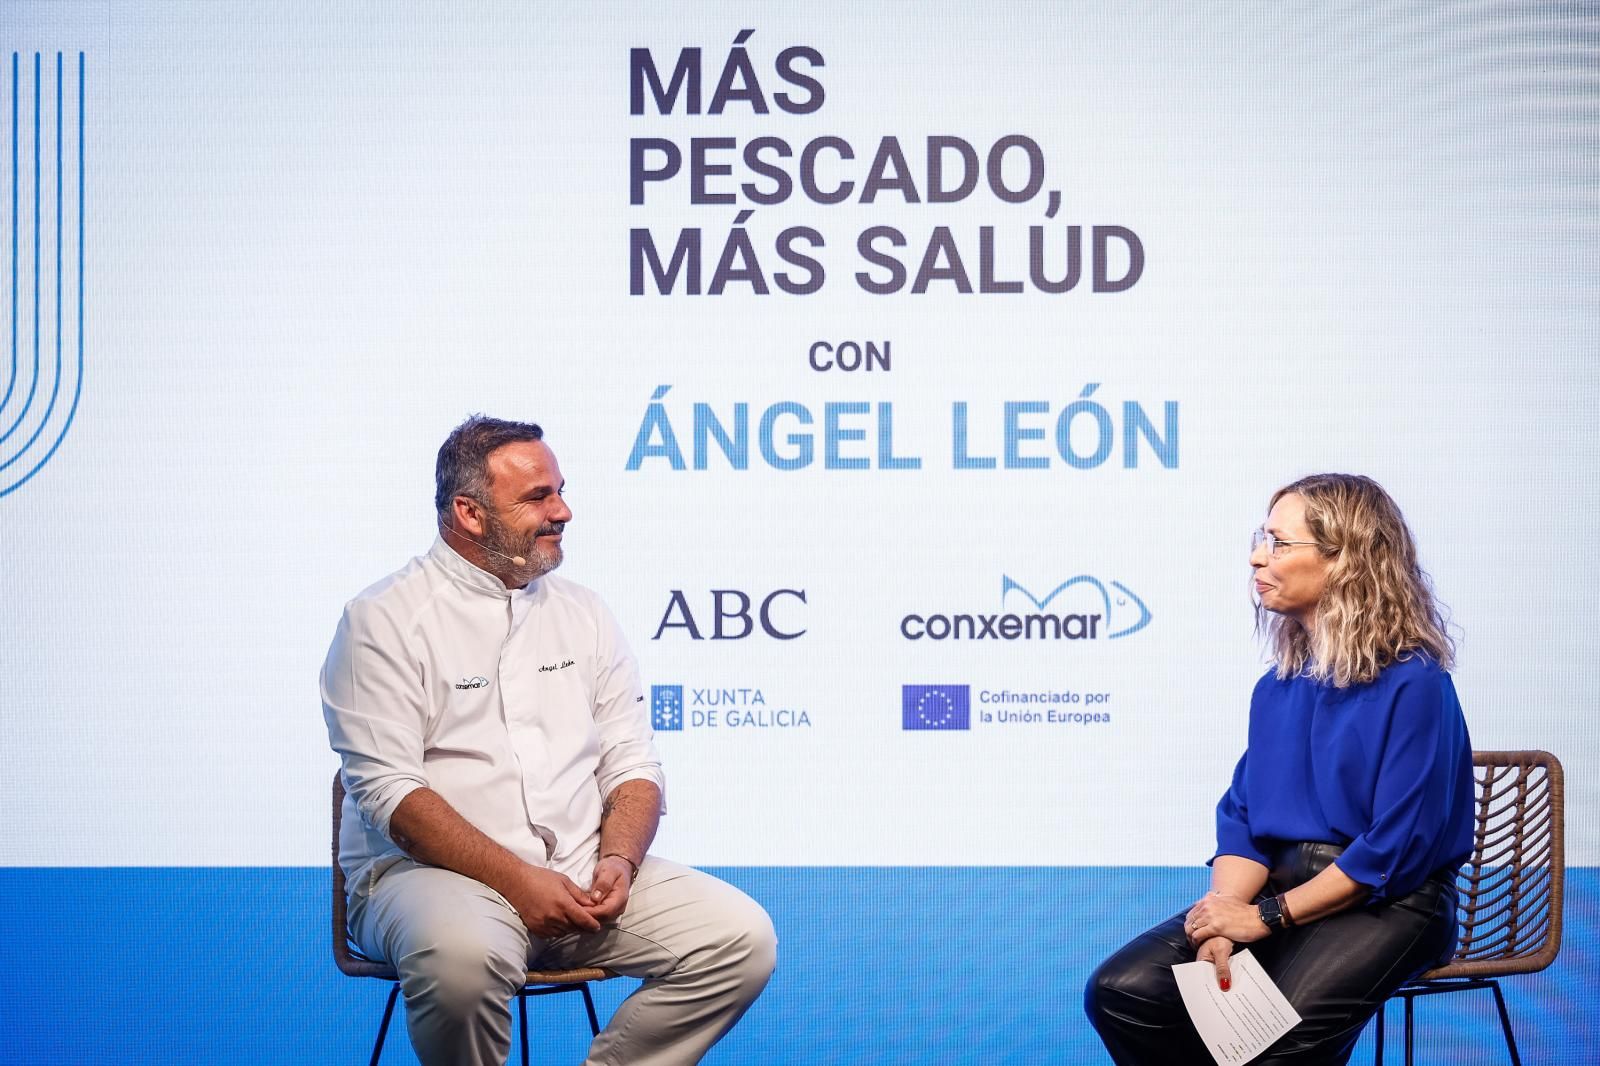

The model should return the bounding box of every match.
[1267,841,1347,893]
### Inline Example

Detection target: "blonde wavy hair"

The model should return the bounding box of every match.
[1260,473,1454,687]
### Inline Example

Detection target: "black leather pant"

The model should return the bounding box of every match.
[1083,843,1458,1066]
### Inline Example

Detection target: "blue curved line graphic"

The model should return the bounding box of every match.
[0,54,16,418]
[0,52,79,501]
[0,53,60,476]
[1002,574,1153,638]
[0,52,40,446]
[1107,581,1152,639]
[1001,574,1112,620]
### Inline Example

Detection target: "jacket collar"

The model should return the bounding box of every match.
[428,535,517,599]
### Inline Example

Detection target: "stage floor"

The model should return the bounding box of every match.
[2,866,1594,1064]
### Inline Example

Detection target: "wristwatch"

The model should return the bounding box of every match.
[1257,895,1287,934]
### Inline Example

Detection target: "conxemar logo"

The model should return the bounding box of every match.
[899,574,1152,641]
[0,52,86,500]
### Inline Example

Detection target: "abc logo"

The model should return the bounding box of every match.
[652,589,807,640]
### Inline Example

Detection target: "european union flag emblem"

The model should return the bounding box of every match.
[901,685,970,730]
[651,685,685,731]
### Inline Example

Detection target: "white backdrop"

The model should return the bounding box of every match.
[1,1,1594,870]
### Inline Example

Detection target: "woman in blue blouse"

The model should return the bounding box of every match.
[1085,474,1475,1065]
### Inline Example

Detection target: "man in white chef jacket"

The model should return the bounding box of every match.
[322,415,776,1066]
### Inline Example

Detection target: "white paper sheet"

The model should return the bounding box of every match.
[1172,949,1303,1065]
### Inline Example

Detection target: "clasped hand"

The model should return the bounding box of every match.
[511,856,635,939]
[1185,890,1268,947]
[1184,891,1268,991]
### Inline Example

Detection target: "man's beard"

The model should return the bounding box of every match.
[481,508,564,580]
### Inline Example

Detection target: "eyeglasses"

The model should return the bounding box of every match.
[1251,529,1324,557]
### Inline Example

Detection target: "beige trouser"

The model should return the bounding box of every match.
[348,856,776,1066]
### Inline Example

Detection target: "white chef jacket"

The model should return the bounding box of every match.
[322,537,664,896]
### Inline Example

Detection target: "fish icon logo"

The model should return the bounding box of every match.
[1000,575,1152,639]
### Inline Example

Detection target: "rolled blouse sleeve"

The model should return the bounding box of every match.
[1334,671,1472,899]
[1213,750,1273,867]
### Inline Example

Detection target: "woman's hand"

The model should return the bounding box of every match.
[1185,890,1268,947]
[1195,935,1237,991]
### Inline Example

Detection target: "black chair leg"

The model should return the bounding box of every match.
[581,983,601,1036]
[519,988,531,1066]
[369,983,400,1066]
[1488,981,1522,1066]
[1373,999,1386,1065]
[1403,994,1414,1066]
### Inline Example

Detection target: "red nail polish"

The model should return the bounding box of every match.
[1220,978,1231,991]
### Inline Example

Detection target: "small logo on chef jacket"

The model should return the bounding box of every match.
[651,685,685,731]
[454,676,490,690]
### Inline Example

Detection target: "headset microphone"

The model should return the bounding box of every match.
[487,544,529,568]
[440,522,527,567]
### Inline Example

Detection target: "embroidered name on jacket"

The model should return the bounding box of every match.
[539,659,576,673]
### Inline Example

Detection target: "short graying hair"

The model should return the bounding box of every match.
[434,415,545,519]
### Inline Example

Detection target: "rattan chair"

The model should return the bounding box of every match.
[1370,750,1564,1066]
[332,774,614,1065]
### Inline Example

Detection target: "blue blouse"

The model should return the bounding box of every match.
[1213,654,1475,901]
